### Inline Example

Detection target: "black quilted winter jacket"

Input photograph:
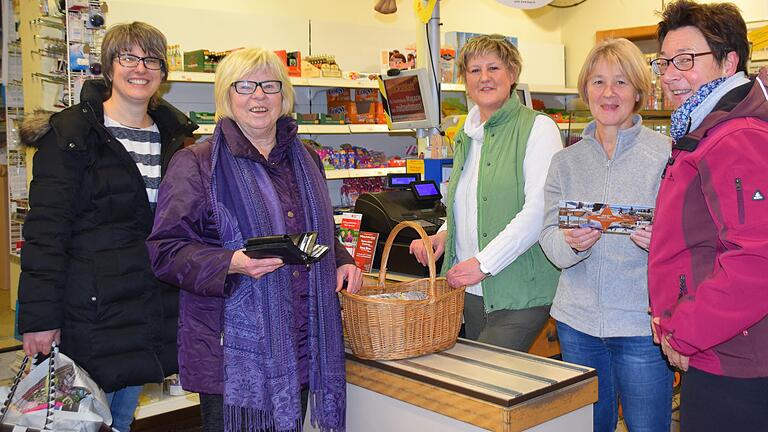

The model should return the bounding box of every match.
[17,79,197,392]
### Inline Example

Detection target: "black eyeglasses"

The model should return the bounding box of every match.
[116,53,165,70]
[649,52,713,76]
[231,80,283,95]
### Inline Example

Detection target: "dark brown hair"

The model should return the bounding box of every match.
[101,22,168,104]
[657,0,749,73]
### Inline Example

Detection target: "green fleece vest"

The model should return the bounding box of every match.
[442,96,560,312]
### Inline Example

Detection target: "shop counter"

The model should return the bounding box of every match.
[307,338,596,432]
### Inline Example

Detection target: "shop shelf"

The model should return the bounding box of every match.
[639,109,673,118]
[438,82,579,95]
[325,166,406,180]
[194,123,408,135]
[134,393,200,420]
[167,71,378,89]
[290,77,378,89]
[298,124,350,134]
[440,83,465,92]
[166,71,215,83]
[194,124,215,135]
[557,122,589,130]
[528,85,579,95]
[347,124,391,133]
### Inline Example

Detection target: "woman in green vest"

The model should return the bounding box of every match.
[410,34,562,351]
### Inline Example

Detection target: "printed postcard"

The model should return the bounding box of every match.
[558,200,654,235]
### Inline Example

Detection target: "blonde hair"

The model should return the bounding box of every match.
[577,38,651,113]
[214,48,295,121]
[457,34,522,91]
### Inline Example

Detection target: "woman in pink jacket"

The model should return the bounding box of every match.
[648,2,768,431]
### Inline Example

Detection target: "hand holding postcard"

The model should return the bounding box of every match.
[558,200,654,235]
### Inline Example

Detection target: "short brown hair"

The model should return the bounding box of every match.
[578,38,651,113]
[457,34,522,91]
[214,48,295,122]
[101,22,168,96]
[658,0,749,73]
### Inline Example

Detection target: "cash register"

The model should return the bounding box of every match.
[354,173,446,276]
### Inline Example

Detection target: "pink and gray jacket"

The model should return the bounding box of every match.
[648,76,768,378]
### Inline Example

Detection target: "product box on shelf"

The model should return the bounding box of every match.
[320,113,346,125]
[440,48,455,83]
[183,49,218,72]
[327,88,352,103]
[327,101,357,124]
[355,88,379,102]
[444,32,517,82]
[274,50,302,77]
[295,113,321,124]
[380,47,417,74]
[301,61,322,78]
[189,111,216,125]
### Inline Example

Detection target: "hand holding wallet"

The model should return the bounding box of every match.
[244,232,329,265]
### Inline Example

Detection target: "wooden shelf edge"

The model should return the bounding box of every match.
[596,24,658,43]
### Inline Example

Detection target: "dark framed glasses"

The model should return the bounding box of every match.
[649,52,713,76]
[231,80,283,95]
[116,53,165,70]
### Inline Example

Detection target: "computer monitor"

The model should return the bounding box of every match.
[379,68,440,130]
[515,83,533,109]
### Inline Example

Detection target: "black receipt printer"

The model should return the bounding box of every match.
[354,174,446,276]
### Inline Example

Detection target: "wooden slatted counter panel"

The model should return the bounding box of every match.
[337,339,597,432]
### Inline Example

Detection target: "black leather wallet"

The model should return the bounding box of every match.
[244,232,329,265]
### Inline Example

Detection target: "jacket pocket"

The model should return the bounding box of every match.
[735,177,745,224]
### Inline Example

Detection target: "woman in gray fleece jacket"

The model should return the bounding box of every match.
[539,39,673,432]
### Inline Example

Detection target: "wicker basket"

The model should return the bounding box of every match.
[340,221,465,360]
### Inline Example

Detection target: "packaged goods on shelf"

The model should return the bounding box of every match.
[189,111,215,125]
[274,50,301,77]
[444,32,517,82]
[166,44,183,72]
[304,54,342,78]
[326,88,384,124]
[341,177,385,207]
[380,47,417,74]
[183,49,219,72]
[440,48,455,83]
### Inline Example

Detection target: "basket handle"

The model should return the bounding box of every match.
[378,221,437,297]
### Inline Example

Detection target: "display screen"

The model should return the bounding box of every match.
[392,176,418,185]
[411,180,442,201]
[386,173,421,189]
[382,75,427,123]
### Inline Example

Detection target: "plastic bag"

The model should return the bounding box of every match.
[0,345,112,432]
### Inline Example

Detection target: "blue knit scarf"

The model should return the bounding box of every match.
[209,118,346,431]
[670,77,726,141]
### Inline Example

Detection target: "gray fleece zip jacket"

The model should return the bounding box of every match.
[539,115,671,337]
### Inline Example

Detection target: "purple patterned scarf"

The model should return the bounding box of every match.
[670,76,726,141]
[209,118,346,431]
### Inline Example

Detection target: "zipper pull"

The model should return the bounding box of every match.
[678,274,688,299]
[220,332,224,346]
[735,178,743,191]
[661,156,675,179]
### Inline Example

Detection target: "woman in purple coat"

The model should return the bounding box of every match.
[147,47,362,432]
